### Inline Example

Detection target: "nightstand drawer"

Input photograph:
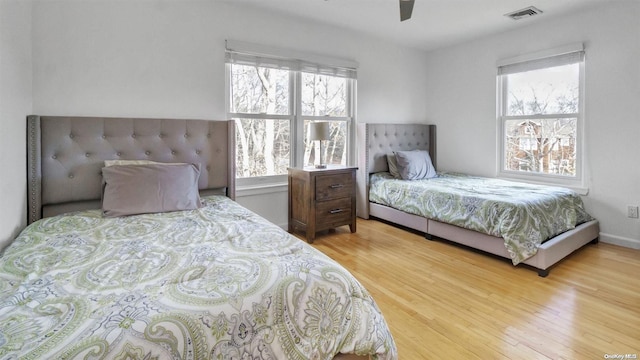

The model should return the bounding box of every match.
[316,173,353,201]
[316,198,352,227]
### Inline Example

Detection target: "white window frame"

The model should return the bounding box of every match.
[496,43,587,193]
[294,72,356,170]
[225,41,357,188]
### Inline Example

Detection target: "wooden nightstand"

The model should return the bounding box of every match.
[288,166,357,243]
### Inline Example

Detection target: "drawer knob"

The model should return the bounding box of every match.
[329,209,344,214]
[329,184,344,189]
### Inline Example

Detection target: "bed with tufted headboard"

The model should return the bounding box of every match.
[26,115,236,224]
[0,115,396,359]
[356,123,600,277]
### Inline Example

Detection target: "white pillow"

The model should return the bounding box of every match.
[104,159,183,167]
[394,150,436,180]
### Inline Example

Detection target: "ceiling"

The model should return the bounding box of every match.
[221,0,613,51]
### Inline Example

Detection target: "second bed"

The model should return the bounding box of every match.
[356,123,599,276]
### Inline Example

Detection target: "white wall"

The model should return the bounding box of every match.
[30,0,429,227]
[16,1,636,248]
[423,2,640,248]
[0,1,32,250]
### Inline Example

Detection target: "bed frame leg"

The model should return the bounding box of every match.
[537,269,549,277]
[590,237,599,245]
[424,233,434,240]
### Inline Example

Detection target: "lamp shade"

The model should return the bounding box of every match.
[309,122,330,141]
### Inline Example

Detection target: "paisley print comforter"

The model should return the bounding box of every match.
[369,172,593,264]
[0,196,396,359]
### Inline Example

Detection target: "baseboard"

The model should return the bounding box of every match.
[599,233,640,249]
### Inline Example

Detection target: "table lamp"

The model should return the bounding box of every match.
[309,122,330,168]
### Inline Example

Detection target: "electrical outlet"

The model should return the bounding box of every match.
[628,205,639,219]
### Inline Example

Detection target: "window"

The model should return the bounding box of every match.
[301,74,351,169]
[497,45,585,188]
[229,65,292,179]
[226,42,356,185]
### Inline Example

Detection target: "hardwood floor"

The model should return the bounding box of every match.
[302,219,640,359]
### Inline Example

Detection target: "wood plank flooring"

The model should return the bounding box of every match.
[299,219,640,359]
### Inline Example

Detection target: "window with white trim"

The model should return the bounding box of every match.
[497,45,585,188]
[225,42,356,186]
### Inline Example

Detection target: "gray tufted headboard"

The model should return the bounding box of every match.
[27,115,236,224]
[356,123,436,219]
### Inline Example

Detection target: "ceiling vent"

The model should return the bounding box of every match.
[505,6,543,20]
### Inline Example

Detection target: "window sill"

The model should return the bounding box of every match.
[236,182,288,197]
[497,173,588,195]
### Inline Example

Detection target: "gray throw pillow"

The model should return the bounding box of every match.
[102,163,202,217]
[386,153,401,178]
[394,150,437,180]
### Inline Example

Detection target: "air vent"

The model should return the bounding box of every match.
[505,6,543,20]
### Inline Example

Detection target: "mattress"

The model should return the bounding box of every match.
[369,172,593,264]
[0,196,396,359]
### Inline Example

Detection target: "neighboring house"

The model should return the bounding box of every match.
[505,120,576,176]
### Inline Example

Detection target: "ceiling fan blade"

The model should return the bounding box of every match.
[400,0,414,21]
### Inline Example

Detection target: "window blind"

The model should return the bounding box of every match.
[497,43,584,75]
[225,40,358,79]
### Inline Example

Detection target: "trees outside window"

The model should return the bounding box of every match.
[227,60,355,183]
[498,49,584,186]
[301,73,350,168]
[230,65,291,178]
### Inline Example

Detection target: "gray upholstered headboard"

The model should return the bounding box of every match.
[27,115,236,224]
[356,123,436,219]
